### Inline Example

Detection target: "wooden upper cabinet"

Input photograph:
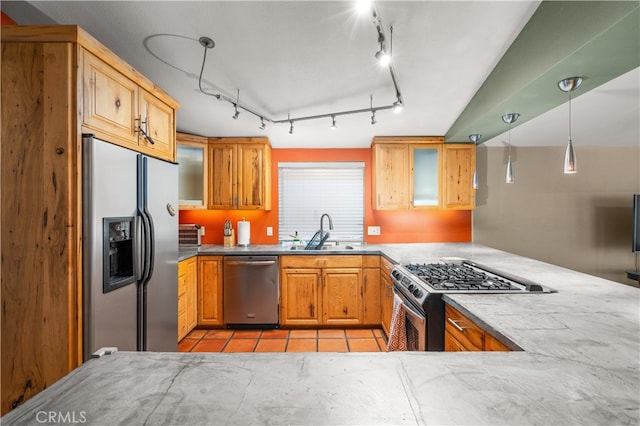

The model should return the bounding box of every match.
[372,142,410,210]
[208,138,271,210]
[83,49,138,146]
[82,49,177,162]
[138,88,175,161]
[371,136,475,211]
[443,144,476,210]
[208,143,236,209]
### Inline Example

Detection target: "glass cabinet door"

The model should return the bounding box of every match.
[411,145,440,208]
[177,143,207,209]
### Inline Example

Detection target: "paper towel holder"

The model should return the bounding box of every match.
[237,217,250,247]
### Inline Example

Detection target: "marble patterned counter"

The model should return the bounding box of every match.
[4,243,639,425]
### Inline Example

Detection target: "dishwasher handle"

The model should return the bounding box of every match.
[225,260,277,266]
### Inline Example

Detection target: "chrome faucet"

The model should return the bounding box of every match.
[320,213,334,238]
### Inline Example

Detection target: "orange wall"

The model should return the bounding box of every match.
[2,11,17,25]
[179,148,471,245]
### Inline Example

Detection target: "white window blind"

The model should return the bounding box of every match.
[278,162,364,243]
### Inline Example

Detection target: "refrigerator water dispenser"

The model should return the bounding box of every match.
[103,217,135,293]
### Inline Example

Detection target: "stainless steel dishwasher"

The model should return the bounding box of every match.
[223,255,279,328]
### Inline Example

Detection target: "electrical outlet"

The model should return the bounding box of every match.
[200,226,205,236]
[266,226,273,236]
[367,226,381,236]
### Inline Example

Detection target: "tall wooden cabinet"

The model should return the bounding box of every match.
[208,138,271,210]
[1,25,178,415]
[178,257,198,341]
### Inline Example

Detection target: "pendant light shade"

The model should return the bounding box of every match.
[469,134,482,189]
[558,77,582,174]
[506,156,515,183]
[502,113,519,184]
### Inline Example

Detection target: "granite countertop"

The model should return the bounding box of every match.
[5,243,639,425]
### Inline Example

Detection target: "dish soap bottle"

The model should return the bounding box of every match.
[293,231,300,246]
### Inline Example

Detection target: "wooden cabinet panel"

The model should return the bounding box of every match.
[183,257,198,333]
[323,268,362,325]
[281,268,322,326]
[362,266,381,325]
[83,50,138,146]
[138,88,175,161]
[372,143,410,210]
[208,143,236,209]
[443,144,475,210]
[177,261,188,341]
[198,256,223,326]
[237,143,269,209]
[2,41,80,415]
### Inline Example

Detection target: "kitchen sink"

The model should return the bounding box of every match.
[288,244,355,251]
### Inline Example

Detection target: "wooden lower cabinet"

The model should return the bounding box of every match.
[280,255,364,326]
[178,257,198,341]
[444,304,512,352]
[362,256,381,326]
[197,256,223,326]
[380,257,395,337]
[281,268,322,326]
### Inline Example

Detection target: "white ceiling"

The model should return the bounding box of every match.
[3,1,638,149]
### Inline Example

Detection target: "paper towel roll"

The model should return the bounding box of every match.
[237,220,250,246]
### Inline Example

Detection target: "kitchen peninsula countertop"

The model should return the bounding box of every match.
[5,243,639,425]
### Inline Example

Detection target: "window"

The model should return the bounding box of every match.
[278,162,364,243]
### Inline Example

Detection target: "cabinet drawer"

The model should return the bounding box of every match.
[445,304,483,351]
[280,255,362,269]
[363,255,380,268]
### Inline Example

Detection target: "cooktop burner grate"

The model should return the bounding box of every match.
[404,262,523,291]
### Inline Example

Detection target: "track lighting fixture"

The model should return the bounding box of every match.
[375,48,391,67]
[502,113,519,184]
[195,3,404,131]
[330,115,337,130]
[558,77,582,174]
[469,134,481,189]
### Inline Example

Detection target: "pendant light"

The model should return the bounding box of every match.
[558,77,583,174]
[502,113,519,184]
[468,134,481,189]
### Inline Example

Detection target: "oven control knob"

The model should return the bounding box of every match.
[413,288,423,298]
[408,284,415,292]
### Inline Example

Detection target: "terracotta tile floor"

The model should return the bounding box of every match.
[180,328,388,353]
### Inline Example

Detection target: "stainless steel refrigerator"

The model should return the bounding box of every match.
[82,135,178,360]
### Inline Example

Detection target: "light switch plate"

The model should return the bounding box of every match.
[266,226,273,236]
[367,226,381,236]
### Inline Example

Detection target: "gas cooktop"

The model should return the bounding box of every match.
[393,260,551,295]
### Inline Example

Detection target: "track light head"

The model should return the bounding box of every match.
[232,104,239,120]
[392,100,403,114]
[331,115,337,130]
[371,110,377,125]
[356,0,373,15]
[259,117,266,130]
[289,121,294,134]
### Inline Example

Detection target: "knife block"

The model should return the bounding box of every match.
[223,230,235,247]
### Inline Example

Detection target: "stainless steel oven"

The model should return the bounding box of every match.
[392,287,426,351]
